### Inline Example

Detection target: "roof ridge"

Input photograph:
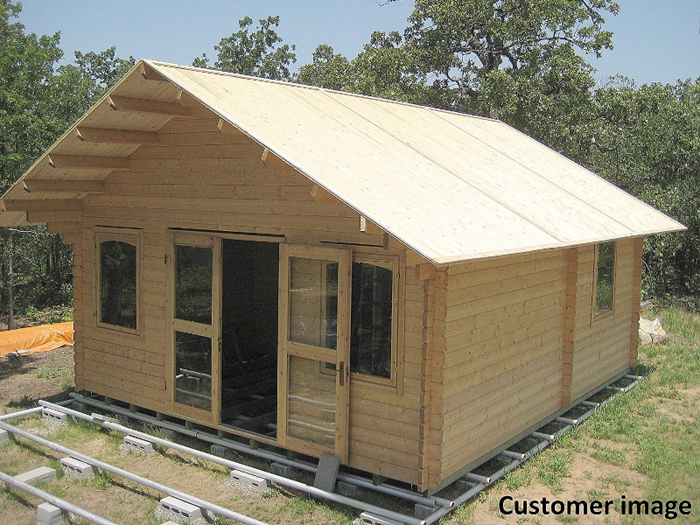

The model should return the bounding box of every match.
[145,59,500,123]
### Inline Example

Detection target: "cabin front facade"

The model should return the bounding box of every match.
[0,61,684,493]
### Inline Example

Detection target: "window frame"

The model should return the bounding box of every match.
[592,241,617,321]
[94,226,143,337]
[348,250,403,389]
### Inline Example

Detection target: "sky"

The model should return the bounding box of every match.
[15,0,700,86]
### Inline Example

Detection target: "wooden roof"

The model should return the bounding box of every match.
[0,60,685,265]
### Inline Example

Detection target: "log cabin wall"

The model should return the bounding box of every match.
[68,114,428,489]
[568,237,642,402]
[435,250,569,488]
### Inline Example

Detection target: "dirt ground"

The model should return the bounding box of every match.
[0,345,74,411]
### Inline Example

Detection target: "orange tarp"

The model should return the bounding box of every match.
[0,322,74,357]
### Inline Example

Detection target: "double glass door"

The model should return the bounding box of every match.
[167,235,350,461]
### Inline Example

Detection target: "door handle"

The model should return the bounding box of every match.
[338,361,345,387]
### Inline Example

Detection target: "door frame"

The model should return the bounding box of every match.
[166,230,222,424]
[278,243,351,462]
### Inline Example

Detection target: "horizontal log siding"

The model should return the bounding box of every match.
[569,238,641,401]
[435,249,568,485]
[73,116,424,488]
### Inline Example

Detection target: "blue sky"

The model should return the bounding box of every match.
[16,0,700,86]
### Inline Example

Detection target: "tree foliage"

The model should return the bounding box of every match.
[0,1,134,321]
[193,16,296,80]
[589,77,700,298]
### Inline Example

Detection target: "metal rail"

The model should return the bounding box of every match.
[70,393,448,509]
[0,420,269,525]
[0,469,117,525]
[36,401,426,525]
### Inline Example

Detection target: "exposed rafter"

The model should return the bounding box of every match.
[47,154,130,171]
[217,118,243,137]
[107,95,192,117]
[261,148,289,170]
[75,127,160,145]
[139,62,168,82]
[23,180,106,194]
[310,184,341,204]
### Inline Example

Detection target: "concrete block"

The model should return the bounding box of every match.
[60,457,96,480]
[72,402,88,413]
[313,453,340,492]
[210,444,237,459]
[359,512,405,525]
[336,480,360,498]
[42,408,67,425]
[37,502,65,525]
[15,466,56,485]
[156,496,205,525]
[229,469,267,493]
[270,462,293,476]
[123,435,155,455]
[455,479,478,492]
[91,412,119,424]
[414,503,434,520]
[160,428,179,440]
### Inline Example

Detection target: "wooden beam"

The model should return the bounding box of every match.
[23,179,106,193]
[139,63,168,82]
[47,154,130,171]
[310,184,341,204]
[3,199,80,212]
[107,95,192,117]
[217,118,243,137]
[75,127,160,144]
[261,148,289,170]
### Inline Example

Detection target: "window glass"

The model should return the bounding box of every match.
[350,262,393,379]
[595,242,615,315]
[175,245,212,325]
[288,257,338,349]
[100,240,137,330]
[174,331,212,411]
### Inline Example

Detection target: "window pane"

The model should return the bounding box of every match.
[175,245,212,325]
[288,257,338,349]
[596,242,615,315]
[287,355,335,447]
[100,241,137,329]
[350,262,393,379]
[175,331,212,411]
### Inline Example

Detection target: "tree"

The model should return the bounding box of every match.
[0,1,134,326]
[300,0,619,162]
[193,16,296,80]
[589,77,700,299]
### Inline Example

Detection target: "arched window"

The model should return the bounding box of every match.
[96,228,141,333]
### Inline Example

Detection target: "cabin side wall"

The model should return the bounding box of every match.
[434,238,642,489]
[568,237,642,401]
[64,115,427,488]
[435,250,569,488]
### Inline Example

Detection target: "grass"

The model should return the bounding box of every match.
[447,306,700,524]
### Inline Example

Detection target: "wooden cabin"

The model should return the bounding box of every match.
[0,61,684,493]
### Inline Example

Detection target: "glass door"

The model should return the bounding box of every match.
[278,244,351,461]
[168,232,221,423]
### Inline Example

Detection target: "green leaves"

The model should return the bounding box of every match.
[193,16,297,81]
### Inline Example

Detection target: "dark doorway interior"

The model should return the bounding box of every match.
[221,239,279,438]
